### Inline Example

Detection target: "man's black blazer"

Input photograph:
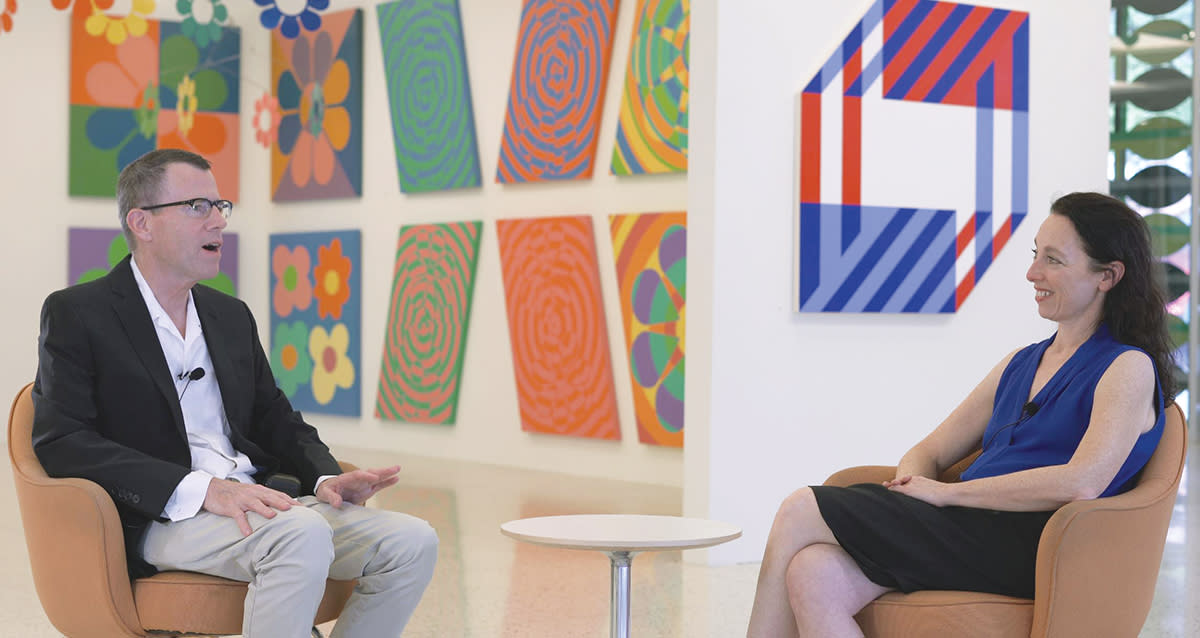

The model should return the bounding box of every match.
[31,256,342,577]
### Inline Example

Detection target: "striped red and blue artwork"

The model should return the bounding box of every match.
[795,0,1029,313]
[496,0,620,183]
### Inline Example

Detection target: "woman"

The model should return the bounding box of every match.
[747,192,1176,637]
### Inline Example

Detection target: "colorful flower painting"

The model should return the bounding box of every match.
[610,212,685,447]
[68,9,240,199]
[269,231,361,416]
[376,222,482,425]
[68,227,238,295]
[270,8,363,201]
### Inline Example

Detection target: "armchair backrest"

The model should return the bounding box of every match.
[1031,401,1187,638]
[8,382,145,637]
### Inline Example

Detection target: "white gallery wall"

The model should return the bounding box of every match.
[0,0,1113,568]
[687,0,1111,564]
[0,0,686,485]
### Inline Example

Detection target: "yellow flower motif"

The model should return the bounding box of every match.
[176,74,198,138]
[84,0,155,45]
[309,323,354,405]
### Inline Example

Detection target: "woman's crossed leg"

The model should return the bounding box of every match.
[747,487,890,638]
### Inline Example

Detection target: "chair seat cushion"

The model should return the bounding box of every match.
[133,571,356,634]
[856,590,1033,638]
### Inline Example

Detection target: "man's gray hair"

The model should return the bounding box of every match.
[116,149,211,250]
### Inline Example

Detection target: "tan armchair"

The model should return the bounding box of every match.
[7,382,357,637]
[824,401,1187,638]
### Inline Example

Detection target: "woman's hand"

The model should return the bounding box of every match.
[884,475,955,507]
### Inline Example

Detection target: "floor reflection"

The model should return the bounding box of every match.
[4,440,1199,637]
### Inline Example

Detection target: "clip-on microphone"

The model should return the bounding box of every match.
[982,401,1039,449]
[178,367,205,400]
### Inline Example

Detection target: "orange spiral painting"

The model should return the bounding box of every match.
[497,216,620,440]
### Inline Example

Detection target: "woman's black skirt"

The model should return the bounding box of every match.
[811,483,1056,599]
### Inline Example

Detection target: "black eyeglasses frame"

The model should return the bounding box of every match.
[140,197,234,220]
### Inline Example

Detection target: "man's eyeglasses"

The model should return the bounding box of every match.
[141,198,234,220]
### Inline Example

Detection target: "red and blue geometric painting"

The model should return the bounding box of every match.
[795,0,1029,313]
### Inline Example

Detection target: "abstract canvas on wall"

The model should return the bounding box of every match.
[271,8,363,201]
[269,231,361,416]
[68,228,238,295]
[497,216,620,439]
[611,0,689,175]
[376,0,481,193]
[610,212,685,447]
[68,11,241,198]
[795,0,1029,313]
[496,0,620,183]
[376,222,482,424]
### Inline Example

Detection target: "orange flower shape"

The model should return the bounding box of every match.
[313,238,351,319]
[1,0,16,35]
[53,0,114,21]
[254,91,282,148]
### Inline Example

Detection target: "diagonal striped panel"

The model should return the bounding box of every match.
[799,204,956,314]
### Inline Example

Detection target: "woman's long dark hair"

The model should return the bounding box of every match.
[1051,192,1178,399]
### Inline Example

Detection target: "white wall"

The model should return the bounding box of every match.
[687,0,1112,564]
[0,0,686,485]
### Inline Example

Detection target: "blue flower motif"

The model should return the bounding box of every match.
[254,0,328,39]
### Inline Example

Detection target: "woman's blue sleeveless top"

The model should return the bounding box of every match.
[959,324,1164,497]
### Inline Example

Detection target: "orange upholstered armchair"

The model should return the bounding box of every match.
[7,382,357,638]
[824,401,1187,638]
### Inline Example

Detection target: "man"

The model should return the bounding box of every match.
[32,149,437,638]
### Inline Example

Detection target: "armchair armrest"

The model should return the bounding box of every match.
[824,465,896,487]
[1031,475,1178,638]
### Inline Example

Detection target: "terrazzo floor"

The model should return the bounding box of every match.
[3,441,1197,637]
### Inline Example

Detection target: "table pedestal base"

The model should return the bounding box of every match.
[606,551,637,638]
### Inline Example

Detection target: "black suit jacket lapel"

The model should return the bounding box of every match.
[193,287,247,435]
[107,257,187,440]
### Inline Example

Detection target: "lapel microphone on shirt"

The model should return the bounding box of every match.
[177,367,206,400]
[983,401,1040,449]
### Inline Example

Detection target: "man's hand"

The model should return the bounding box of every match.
[316,465,402,508]
[202,478,302,537]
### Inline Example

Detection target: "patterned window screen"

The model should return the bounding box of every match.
[1109,0,1195,412]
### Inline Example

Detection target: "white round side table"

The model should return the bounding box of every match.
[501,514,742,638]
